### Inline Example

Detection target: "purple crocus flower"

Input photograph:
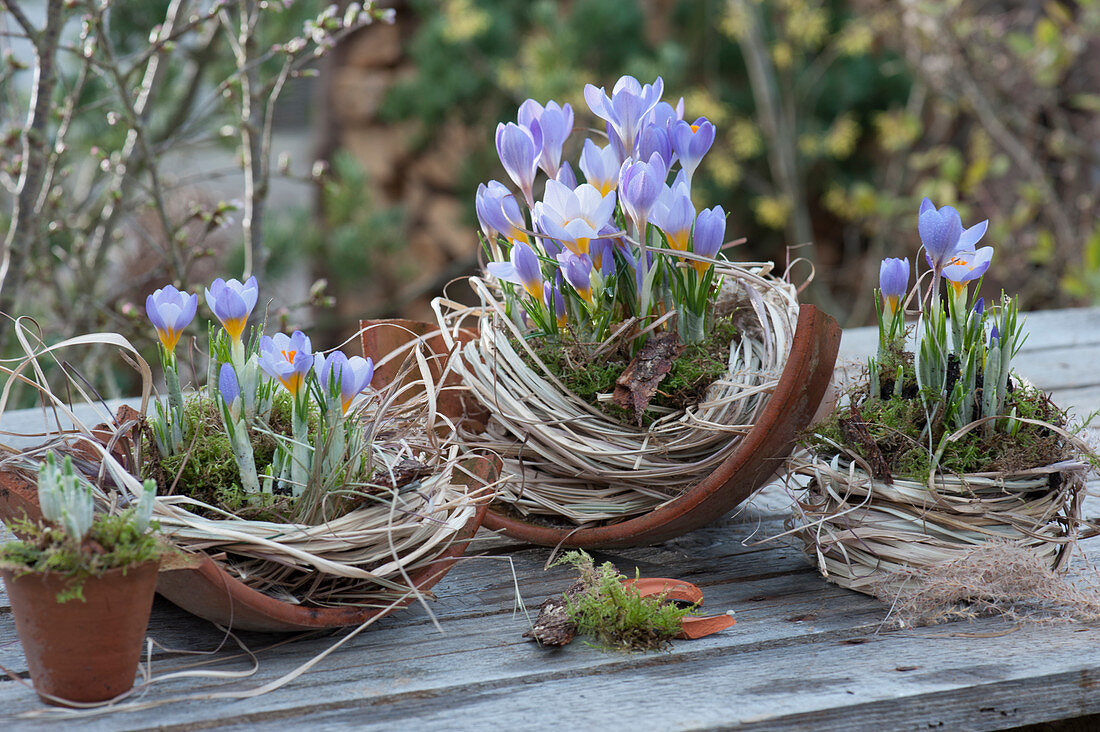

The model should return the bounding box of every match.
[974,297,985,316]
[589,233,617,278]
[544,277,568,330]
[556,161,578,189]
[218,362,240,405]
[205,276,259,343]
[651,183,695,253]
[315,351,375,414]
[878,257,910,317]
[918,198,989,275]
[990,324,1000,348]
[487,240,544,302]
[584,75,665,159]
[670,118,716,186]
[533,178,617,257]
[495,121,543,207]
[941,246,994,297]
[258,330,314,396]
[647,99,684,131]
[691,205,726,277]
[606,122,628,167]
[476,180,528,244]
[618,153,668,235]
[518,99,574,180]
[638,123,673,171]
[146,284,198,352]
[579,139,620,196]
[556,250,595,304]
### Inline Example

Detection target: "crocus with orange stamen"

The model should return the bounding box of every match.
[941,247,993,297]
[258,330,314,396]
[315,351,375,414]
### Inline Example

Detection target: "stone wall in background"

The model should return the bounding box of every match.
[324,11,478,325]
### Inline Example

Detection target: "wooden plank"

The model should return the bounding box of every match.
[220,620,1100,732]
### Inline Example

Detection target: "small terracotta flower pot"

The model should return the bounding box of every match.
[2,560,159,706]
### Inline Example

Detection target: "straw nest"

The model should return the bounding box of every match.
[149,447,486,608]
[787,452,1087,595]
[0,323,493,609]
[432,260,799,525]
[141,362,493,607]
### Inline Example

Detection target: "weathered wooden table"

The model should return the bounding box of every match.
[3,308,1100,730]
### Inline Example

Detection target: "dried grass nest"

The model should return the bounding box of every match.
[787,449,1089,597]
[146,371,494,608]
[2,369,492,611]
[432,260,800,526]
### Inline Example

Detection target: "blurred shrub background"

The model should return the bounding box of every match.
[2,0,1098,399]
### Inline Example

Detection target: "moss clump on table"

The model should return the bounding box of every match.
[553,550,694,652]
[807,364,1071,480]
[522,316,739,424]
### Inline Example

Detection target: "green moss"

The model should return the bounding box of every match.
[553,550,694,652]
[523,317,738,424]
[144,392,294,519]
[808,374,1070,480]
[0,513,167,603]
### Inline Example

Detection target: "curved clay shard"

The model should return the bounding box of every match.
[677,614,736,640]
[622,577,704,606]
[623,576,735,640]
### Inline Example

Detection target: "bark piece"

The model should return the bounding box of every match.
[839,402,893,483]
[612,331,685,424]
[524,580,587,647]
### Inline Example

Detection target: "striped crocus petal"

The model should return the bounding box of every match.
[218,363,240,405]
[942,246,994,296]
[519,98,574,180]
[691,206,726,276]
[556,250,595,304]
[670,118,715,184]
[878,257,910,316]
[579,139,620,196]
[495,121,543,205]
[258,330,314,396]
[205,276,259,342]
[146,284,198,352]
[488,242,544,302]
[652,184,695,252]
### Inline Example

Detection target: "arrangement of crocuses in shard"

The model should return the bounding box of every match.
[872,199,1022,434]
[144,277,376,515]
[477,75,726,350]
